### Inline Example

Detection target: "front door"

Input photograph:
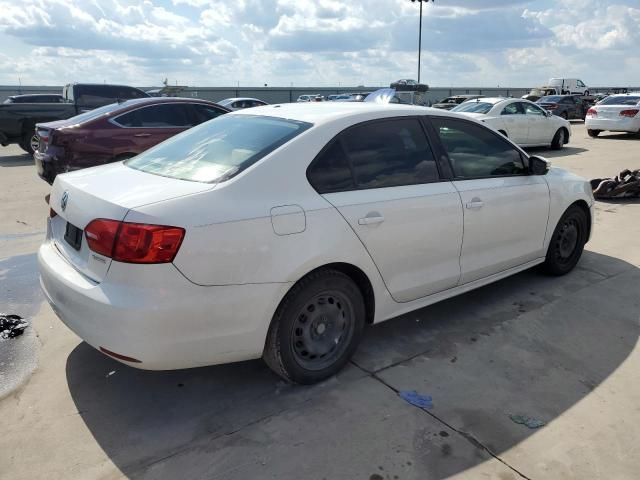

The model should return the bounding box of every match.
[429,116,550,284]
[307,117,463,303]
[523,102,553,144]
[499,101,528,144]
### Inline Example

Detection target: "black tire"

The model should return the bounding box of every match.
[542,205,588,276]
[263,269,365,384]
[19,132,37,155]
[551,128,566,150]
[584,90,589,96]
[587,129,600,138]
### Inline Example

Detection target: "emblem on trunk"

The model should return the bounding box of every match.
[61,191,69,212]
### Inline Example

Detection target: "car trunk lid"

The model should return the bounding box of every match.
[595,105,634,119]
[48,162,214,283]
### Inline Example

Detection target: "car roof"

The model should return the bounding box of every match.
[107,96,222,109]
[220,97,263,103]
[231,102,464,126]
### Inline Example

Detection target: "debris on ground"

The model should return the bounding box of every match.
[509,414,546,429]
[591,169,640,199]
[105,370,116,378]
[399,390,433,410]
[0,314,29,339]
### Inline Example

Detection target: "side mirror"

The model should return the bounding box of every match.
[529,155,550,175]
[545,110,553,117]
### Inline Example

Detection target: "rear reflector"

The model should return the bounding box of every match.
[85,219,185,264]
[620,109,639,118]
[99,346,142,363]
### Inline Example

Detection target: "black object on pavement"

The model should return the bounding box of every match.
[591,169,640,199]
[0,314,29,339]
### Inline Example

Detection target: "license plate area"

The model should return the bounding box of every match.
[64,222,83,251]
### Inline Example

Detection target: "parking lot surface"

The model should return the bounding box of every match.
[0,124,639,480]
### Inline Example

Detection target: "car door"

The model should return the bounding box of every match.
[523,102,552,144]
[111,103,195,155]
[308,117,463,302]
[428,116,549,284]
[498,101,528,144]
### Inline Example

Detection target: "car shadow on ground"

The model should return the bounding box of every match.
[0,151,33,167]
[65,251,639,479]
[525,146,588,158]
[592,132,640,141]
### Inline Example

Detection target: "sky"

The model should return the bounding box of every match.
[0,0,638,88]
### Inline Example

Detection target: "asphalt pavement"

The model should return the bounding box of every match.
[0,124,639,480]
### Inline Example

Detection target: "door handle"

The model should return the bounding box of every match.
[134,133,151,138]
[466,199,484,209]
[358,214,385,226]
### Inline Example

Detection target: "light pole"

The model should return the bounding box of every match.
[411,0,433,83]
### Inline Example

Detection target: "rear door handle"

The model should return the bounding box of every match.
[358,214,385,226]
[466,199,484,209]
[134,133,151,138]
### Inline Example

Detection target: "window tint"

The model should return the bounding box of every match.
[432,118,526,179]
[307,141,355,193]
[560,97,573,104]
[524,103,546,116]
[342,118,438,189]
[116,104,193,127]
[191,104,225,124]
[501,102,524,115]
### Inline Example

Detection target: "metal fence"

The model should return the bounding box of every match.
[2,85,639,104]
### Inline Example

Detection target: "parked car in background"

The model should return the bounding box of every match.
[3,94,64,104]
[0,83,149,154]
[217,97,268,110]
[548,78,589,95]
[522,87,559,102]
[39,102,593,384]
[432,95,484,110]
[297,95,315,102]
[34,97,229,184]
[536,95,588,120]
[585,93,640,137]
[452,97,571,149]
[350,92,372,102]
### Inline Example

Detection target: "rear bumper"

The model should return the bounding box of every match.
[585,117,640,133]
[38,240,291,370]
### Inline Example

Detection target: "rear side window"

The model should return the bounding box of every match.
[126,115,312,183]
[431,118,526,179]
[191,104,226,124]
[115,104,194,127]
[343,119,438,189]
[307,141,355,193]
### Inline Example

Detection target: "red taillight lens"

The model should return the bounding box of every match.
[587,108,597,116]
[620,109,639,118]
[85,219,185,264]
[85,219,120,257]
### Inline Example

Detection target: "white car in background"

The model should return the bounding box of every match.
[452,97,571,149]
[217,97,268,111]
[585,93,640,137]
[39,103,593,384]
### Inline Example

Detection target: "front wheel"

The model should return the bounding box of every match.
[263,269,365,384]
[551,128,566,150]
[587,129,601,138]
[542,205,588,276]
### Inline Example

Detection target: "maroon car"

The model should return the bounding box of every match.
[34,97,229,184]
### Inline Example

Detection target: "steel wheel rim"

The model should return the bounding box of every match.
[558,130,564,145]
[555,218,579,264]
[291,291,354,371]
[30,134,39,152]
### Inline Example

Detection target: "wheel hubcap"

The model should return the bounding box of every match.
[291,292,353,370]
[30,134,39,152]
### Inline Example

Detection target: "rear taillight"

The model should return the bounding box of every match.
[620,109,639,118]
[85,219,185,264]
[587,108,597,117]
[37,129,49,146]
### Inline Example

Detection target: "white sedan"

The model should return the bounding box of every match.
[586,93,640,137]
[451,97,571,149]
[39,103,594,384]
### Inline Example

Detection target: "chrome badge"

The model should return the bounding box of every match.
[61,191,69,212]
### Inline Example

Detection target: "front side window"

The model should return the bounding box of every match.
[524,103,546,116]
[577,80,585,87]
[127,115,312,183]
[115,104,193,128]
[501,102,524,115]
[431,118,526,179]
[342,118,438,189]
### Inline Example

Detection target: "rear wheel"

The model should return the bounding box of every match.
[587,129,601,138]
[551,128,566,149]
[542,205,588,276]
[19,132,38,155]
[263,269,365,384]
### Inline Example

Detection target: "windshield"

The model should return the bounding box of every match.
[538,96,563,103]
[451,101,494,114]
[598,95,640,106]
[126,114,312,183]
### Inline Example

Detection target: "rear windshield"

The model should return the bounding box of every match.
[539,96,563,103]
[598,95,640,106]
[126,114,312,183]
[64,102,127,124]
[451,102,494,114]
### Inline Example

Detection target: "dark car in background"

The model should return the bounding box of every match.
[0,83,149,154]
[217,97,268,110]
[432,95,484,110]
[3,94,64,104]
[34,97,229,184]
[536,95,588,120]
